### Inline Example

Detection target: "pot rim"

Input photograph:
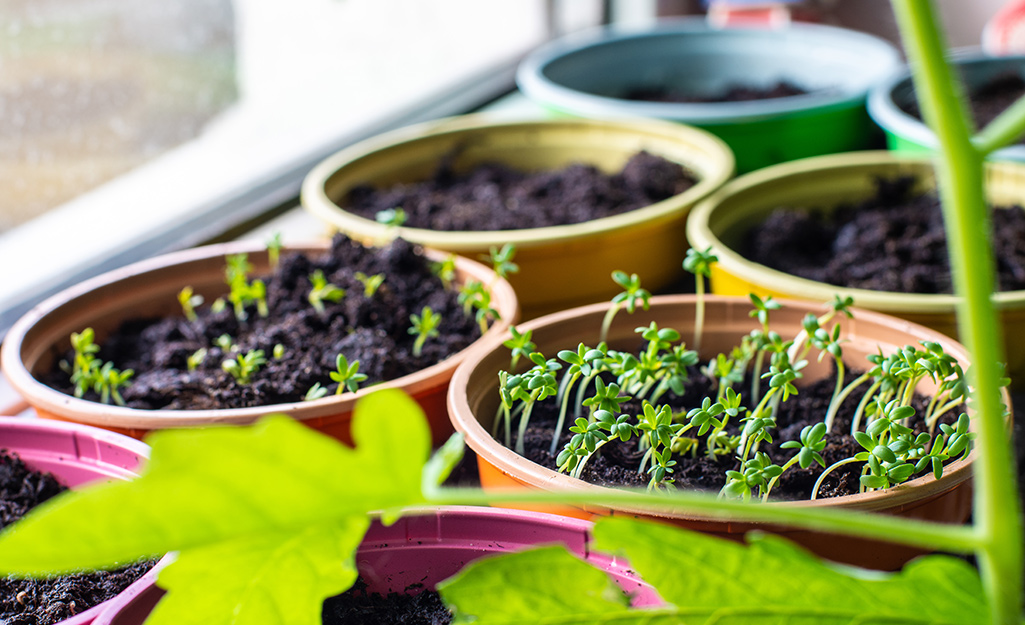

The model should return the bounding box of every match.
[867,50,1025,160]
[686,150,1025,313]
[1,240,518,430]
[516,17,901,124]
[300,114,735,250]
[447,294,999,519]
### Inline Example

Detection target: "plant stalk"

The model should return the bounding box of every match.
[891,2,1023,623]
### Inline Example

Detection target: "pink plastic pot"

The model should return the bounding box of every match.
[93,506,662,625]
[0,416,158,625]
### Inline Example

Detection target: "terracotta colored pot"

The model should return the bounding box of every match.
[92,507,661,625]
[685,151,1025,388]
[0,417,162,625]
[1,241,518,445]
[447,295,1007,570]
[301,115,734,319]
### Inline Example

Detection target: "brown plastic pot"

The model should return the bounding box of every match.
[1,241,518,445]
[447,294,1007,570]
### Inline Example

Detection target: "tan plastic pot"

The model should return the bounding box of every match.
[1,241,517,445]
[301,115,734,319]
[686,151,1025,388]
[447,295,1007,570]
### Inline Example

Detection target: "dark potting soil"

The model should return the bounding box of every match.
[623,81,808,104]
[900,72,1025,144]
[44,236,482,410]
[322,579,450,625]
[513,368,938,501]
[743,176,1025,294]
[344,151,698,231]
[0,451,151,625]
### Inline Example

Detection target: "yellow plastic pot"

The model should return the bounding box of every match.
[302,115,734,319]
[686,151,1025,387]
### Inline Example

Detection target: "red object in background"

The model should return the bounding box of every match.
[984,0,1025,54]
[705,1,822,28]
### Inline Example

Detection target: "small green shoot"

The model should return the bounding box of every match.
[375,207,407,227]
[266,232,283,269]
[354,272,385,298]
[63,328,133,405]
[272,344,285,360]
[682,246,718,353]
[214,334,236,353]
[177,287,204,323]
[224,253,268,320]
[482,244,518,285]
[409,306,442,358]
[599,271,650,344]
[308,270,345,315]
[430,254,458,289]
[304,382,328,401]
[221,349,266,385]
[186,348,208,372]
[330,354,368,394]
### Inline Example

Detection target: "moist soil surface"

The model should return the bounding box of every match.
[743,176,1025,294]
[901,72,1025,144]
[322,579,450,625]
[344,151,697,232]
[624,81,808,103]
[0,451,151,625]
[44,236,482,410]
[513,368,940,500]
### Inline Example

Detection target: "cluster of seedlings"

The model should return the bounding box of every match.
[494,250,984,500]
[60,236,513,407]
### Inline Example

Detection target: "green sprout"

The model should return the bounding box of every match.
[409,306,442,358]
[482,243,519,285]
[329,353,368,394]
[214,334,236,353]
[221,349,266,385]
[682,246,718,353]
[272,344,285,360]
[430,254,458,289]
[186,348,208,372]
[375,207,407,227]
[177,287,204,323]
[63,328,133,405]
[224,253,267,320]
[303,382,328,402]
[308,269,345,314]
[599,271,650,344]
[354,272,385,297]
[266,232,283,269]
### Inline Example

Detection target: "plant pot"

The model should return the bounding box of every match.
[516,18,900,173]
[92,507,661,625]
[447,295,1005,570]
[300,115,734,319]
[0,417,163,625]
[868,51,1025,161]
[685,150,1025,388]
[1,241,518,445]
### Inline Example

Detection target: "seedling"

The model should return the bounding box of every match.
[62,327,133,405]
[599,270,650,344]
[214,334,236,353]
[303,382,328,401]
[430,254,458,289]
[186,348,207,372]
[458,280,499,332]
[272,344,285,360]
[502,326,536,371]
[354,272,385,297]
[266,232,283,269]
[682,246,718,352]
[482,243,518,286]
[375,207,407,227]
[224,253,268,320]
[329,353,367,394]
[408,306,442,358]
[221,349,266,385]
[177,287,204,323]
[308,269,345,314]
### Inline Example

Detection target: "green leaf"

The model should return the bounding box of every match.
[0,388,430,574]
[437,545,631,624]
[592,517,989,625]
[148,519,368,625]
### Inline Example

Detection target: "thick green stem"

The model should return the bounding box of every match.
[892,2,1023,623]
[427,486,979,554]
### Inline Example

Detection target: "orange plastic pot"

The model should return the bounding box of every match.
[447,295,1007,570]
[2,241,517,445]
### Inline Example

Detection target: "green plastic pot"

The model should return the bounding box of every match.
[686,150,1025,388]
[868,51,1025,161]
[301,115,734,319]
[516,18,900,173]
